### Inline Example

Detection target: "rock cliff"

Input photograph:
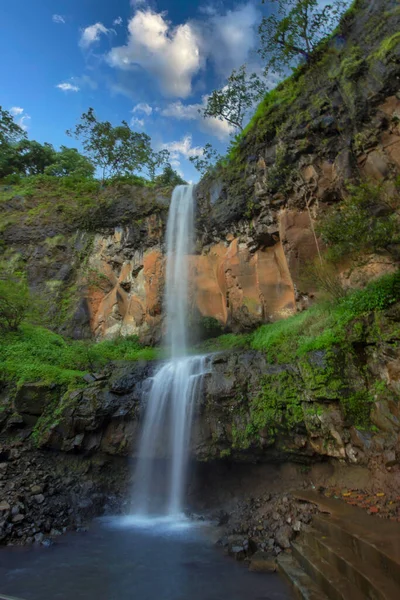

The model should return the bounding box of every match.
[1,0,399,343]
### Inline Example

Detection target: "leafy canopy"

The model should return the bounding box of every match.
[154,163,187,187]
[189,143,222,176]
[44,146,95,178]
[0,106,26,146]
[259,0,348,73]
[67,108,168,181]
[202,65,268,132]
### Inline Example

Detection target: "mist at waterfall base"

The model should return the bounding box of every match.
[131,184,208,522]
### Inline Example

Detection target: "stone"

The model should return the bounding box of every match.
[30,484,43,495]
[41,538,53,547]
[229,546,246,560]
[249,551,277,573]
[0,501,10,512]
[12,514,25,523]
[275,525,293,549]
[34,494,45,505]
[34,533,44,544]
[14,384,57,418]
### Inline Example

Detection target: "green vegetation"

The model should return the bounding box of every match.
[67,107,169,182]
[258,0,348,73]
[201,271,400,363]
[318,181,400,263]
[0,105,178,189]
[201,65,268,133]
[0,324,158,387]
[202,271,400,446]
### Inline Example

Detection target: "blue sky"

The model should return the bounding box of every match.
[1,0,267,182]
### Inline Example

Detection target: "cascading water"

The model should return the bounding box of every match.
[132,185,208,519]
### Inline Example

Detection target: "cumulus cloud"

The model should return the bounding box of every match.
[52,14,65,24]
[163,135,203,163]
[113,16,123,26]
[106,3,261,99]
[10,107,30,130]
[80,23,111,49]
[10,107,24,116]
[56,82,80,92]
[200,3,260,77]
[107,10,202,98]
[133,102,153,116]
[161,98,234,141]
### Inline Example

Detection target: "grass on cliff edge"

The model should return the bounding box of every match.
[0,326,158,387]
[201,270,400,362]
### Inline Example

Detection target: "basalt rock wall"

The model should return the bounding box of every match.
[2,0,399,343]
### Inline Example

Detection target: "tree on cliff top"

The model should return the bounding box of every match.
[44,146,95,178]
[0,106,26,146]
[67,108,167,182]
[202,65,268,133]
[259,0,348,73]
[155,164,187,187]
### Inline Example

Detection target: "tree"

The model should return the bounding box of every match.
[154,164,187,187]
[15,140,56,175]
[318,182,400,262]
[0,107,27,178]
[189,143,222,176]
[45,146,95,178]
[0,274,30,333]
[0,106,26,146]
[67,108,156,181]
[202,65,268,132]
[258,0,348,73]
[145,148,170,182]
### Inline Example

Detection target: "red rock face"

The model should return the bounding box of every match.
[84,226,296,342]
[81,86,400,344]
[191,238,295,329]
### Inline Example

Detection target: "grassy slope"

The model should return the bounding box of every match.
[200,270,400,362]
[0,326,158,387]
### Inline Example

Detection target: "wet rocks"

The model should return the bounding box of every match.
[216,492,317,563]
[0,439,129,547]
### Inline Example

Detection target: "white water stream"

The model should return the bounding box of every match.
[132,185,208,519]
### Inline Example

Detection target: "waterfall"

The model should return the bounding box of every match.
[132,185,208,519]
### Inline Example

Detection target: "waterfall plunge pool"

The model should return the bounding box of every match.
[0,517,292,600]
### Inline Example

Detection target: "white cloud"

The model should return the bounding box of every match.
[133,102,153,116]
[161,100,200,120]
[56,82,80,92]
[52,14,65,24]
[161,98,235,141]
[113,16,123,26]
[10,107,24,116]
[80,22,111,49]
[106,3,261,99]
[200,3,259,77]
[131,117,145,128]
[163,135,203,161]
[10,107,30,131]
[107,10,202,98]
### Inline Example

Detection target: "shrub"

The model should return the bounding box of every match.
[0,275,30,333]
[301,259,348,301]
[318,182,400,262]
[0,325,158,386]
